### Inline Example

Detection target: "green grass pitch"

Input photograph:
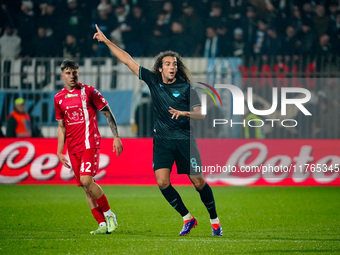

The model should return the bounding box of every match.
[0,185,339,254]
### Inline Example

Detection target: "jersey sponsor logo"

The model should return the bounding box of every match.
[172,90,180,97]
[59,100,62,104]
[65,94,78,98]
[66,105,78,109]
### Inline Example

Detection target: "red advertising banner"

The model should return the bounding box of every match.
[0,138,339,186]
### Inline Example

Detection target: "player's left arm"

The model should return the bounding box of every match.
[168,106,205,120]
[100,105,123,156]
[169,86,205,120]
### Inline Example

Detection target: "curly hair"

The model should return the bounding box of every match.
[151,51,190,83]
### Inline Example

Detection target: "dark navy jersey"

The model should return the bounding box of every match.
[139,66,201,140]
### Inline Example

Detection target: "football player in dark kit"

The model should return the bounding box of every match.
[93,24,222,236]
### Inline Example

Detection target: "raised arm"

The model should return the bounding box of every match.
[93,24,140,76]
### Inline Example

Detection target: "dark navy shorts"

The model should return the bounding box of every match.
[153,137,202,175]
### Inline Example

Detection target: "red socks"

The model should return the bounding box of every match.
[91,207,105,224]
[94,194,111,213]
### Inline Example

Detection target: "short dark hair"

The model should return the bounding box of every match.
[60,59,79,72]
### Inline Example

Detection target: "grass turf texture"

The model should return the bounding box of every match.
[0,186,339,254]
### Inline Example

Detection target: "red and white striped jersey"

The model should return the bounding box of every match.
[54,83,108,154]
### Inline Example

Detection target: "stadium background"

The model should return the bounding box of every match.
[0,1,340,254]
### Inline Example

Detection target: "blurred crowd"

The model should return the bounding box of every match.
[0,0,340,60]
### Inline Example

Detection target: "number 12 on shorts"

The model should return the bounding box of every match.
[80,162,92,173]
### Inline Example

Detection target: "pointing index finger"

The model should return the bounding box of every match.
[95,24,100,32]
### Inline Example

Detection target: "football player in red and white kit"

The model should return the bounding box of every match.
[54,59,123,235]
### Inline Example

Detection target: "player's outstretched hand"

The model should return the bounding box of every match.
[57,153,71,168]
[168,106,188,119]
[113,137,123,156]
[93,24,108,43]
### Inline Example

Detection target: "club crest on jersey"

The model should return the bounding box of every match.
[68,110,84,122]
[65,94,78,98]
[81,94,87,101]
[172,91,180,97]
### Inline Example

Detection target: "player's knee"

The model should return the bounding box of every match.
[157,179,170,189]
[80,176,93,187]
[193,178,206,191]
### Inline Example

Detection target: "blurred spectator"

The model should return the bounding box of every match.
[17,0,36,57]
[315,33,333,57]
[296,19,317,57]
[31,25,59,57]
[249,0,274,19]
[90,3,117,57]
[242,6,258,56]
[161,0,177,25]
[6,98,32,137]
[63,34,82,59]
[110,29,125,53]
[169,20,195,56]
[201,26,223,58]
[146,10,170,56]
[178,2,204,47]
[281,25,299,60]
[123,4,148,56]
[228,27,246,57]
[63,0,87,49]
[302,2,314,20]
[37,2,61,43]
[253,19,268,56]
[206,1,228,28]
[224,0,246,25]
[287,5,304,33]
[0,24,21,59]
[328,2,339,22]
[313,4,332,37]
[315,33,334,71]
[270,0,292,18]
[111,4,129,55]
[114,4,129,27]
[334,11,340,30]
[329,10,340,37]
[216,22,232,49]
[0,0,337,61]
[262,26,283,59]
[120,0,132,17]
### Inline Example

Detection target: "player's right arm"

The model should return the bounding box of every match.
[57,120,71,168]
[93,24,140,76]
